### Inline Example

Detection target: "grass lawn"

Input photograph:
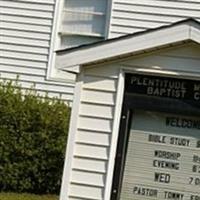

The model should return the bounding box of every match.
[0,193,59,200]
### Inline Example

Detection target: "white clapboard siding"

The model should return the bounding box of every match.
[69,184,103,200]
[0,64,46,76]
[1,50,48,62]
[81,89,116,106]
[1,35,50,48]
[13,80,74,94]
[83,75,117,92]
[80,103,114,119]
[78,116,113,133]
[72,157,107,173]
[0,58,47,69]
[116,0,200,10]
[0,71,47,83]
[0,1,54,11]
[1,29,51,40]
[0,0,75,101]
[1,15,52,26]
[9,0,55,3]
[76,130,111,146]
[71,170,105,187]
[66,73,119,199]
[0,43,49,55]
[74,143,109,160]
[1,7,53,19]
[0,21,52,33]
[109,0,200,37]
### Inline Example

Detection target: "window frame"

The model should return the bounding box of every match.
[47,0,113,82]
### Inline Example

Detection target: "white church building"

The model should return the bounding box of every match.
[1,0,200,102]
[1,1,200,200]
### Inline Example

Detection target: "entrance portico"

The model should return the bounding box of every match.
[58,19,200,200]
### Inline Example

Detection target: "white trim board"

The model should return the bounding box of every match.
[104,68,125,200]
[59,73,83,200]
[56,19,200,71]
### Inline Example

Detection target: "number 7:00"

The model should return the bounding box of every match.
[189,177,200,186]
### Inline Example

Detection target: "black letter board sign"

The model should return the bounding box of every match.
[111,74,200,200]
[125,74,200,101]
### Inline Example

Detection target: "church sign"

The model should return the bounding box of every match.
[111,74,200,200]
[126,74,200,101]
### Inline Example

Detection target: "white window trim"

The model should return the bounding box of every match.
[47,0,113,83]
[59,30,104,38]
[105,0,114,39]
[47,0,77,83]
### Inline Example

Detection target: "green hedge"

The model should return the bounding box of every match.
[0,81,70,194]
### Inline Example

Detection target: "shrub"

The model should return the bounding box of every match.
[0,80,70,194]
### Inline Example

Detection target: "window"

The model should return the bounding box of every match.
[59,0,107,49]
[47,0,109,81]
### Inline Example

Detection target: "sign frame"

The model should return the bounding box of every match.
[111,73,200,200]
